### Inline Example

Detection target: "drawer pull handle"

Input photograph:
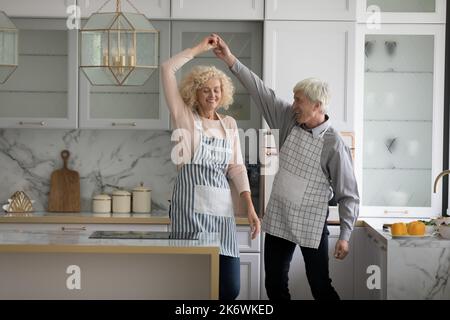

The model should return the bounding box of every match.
[19,121,45,126]
[61,226,86,231]
[112,122,137,127]
[265,147,278,156]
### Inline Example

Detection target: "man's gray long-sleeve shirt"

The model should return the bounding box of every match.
[230,59,360,241]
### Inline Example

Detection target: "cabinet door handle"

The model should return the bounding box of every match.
[265,147,278,156]
[112,122,137,127]
[384,209,408,215]
[19,121,45,126]
[61,226,86,231]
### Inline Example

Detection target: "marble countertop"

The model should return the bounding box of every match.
[0,211,253,225]
[0,229,221,254]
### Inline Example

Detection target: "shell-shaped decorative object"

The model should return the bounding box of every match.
[8,191,33,213]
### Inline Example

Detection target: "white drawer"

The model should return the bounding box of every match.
[237,226,260,252]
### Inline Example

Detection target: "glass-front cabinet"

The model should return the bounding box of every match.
[78,20,170,129]
[171,21,262,131]
[354,24,446,217]
[0,18,77,128]
[357,0,447,23]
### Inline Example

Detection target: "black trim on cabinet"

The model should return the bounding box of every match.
[443,3,450,217]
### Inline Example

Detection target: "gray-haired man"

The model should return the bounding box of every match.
[213,34,359,300]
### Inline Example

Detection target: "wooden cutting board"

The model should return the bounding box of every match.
[48,150,80,212]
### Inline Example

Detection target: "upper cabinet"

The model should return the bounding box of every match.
[265,0,357,21]
[0,18,77,128]
[171,21,263,131]
[77,0,170,19]
[78,20,170,129]
[357,0,447,23]
[171,0,264,20]
[0,0,76,18]
[264,21,355,133]
[354,24,446,217]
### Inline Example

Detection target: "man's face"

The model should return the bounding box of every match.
[292,91,320,126]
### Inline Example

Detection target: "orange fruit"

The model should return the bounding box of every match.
[391,223,408,236]
[407,221,425,236]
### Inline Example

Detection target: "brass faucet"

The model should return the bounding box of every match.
[433,170,450,193]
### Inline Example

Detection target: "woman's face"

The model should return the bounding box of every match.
[197,78,222,112]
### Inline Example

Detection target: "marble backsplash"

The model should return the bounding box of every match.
[0,129,177,212]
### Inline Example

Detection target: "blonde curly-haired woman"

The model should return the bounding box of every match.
[161,35,260,300]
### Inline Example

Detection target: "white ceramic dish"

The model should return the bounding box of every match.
[391,234,431,239]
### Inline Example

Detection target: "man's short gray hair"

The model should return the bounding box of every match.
[293,78,330,114]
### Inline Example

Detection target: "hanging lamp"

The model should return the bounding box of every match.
[80,0,159,86]
[0,11,18,84]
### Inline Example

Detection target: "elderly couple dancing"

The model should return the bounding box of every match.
[161,34,359,300]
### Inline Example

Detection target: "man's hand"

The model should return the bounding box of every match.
[212,34,237,67]
[334,240,349,260]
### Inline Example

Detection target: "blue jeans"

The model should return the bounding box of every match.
[219,255,240,300]
[264,223,340,300]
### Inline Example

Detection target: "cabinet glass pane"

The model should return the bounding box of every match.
[363,34,434,207]
[367,0,436,13]
[89,71,159,119]
[0,30,68,118]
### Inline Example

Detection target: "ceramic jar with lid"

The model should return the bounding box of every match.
[92,194,111,213]
[112,189,131,213]
[132,183,151,213]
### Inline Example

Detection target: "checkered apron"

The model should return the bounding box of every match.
[262,125,330,249]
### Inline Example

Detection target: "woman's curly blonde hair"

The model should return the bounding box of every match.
[179,65,234,111]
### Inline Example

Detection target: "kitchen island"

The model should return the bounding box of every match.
[360,218,450,300]
[0,229,220,300]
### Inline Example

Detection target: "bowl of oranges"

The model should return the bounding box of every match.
[390,220,428,238]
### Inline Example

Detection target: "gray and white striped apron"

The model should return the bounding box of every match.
[170,112,239,258]
[262,125,331,249]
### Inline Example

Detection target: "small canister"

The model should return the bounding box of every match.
[92,194,111,213]
[112,189,131,213]
[132,182,151,213]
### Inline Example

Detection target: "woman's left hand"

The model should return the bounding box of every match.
[247,206,261,240]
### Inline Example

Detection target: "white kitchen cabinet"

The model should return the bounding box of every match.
[0,0,76,18]
[353,227,387,299]
[265,0,356,21]
[327,226,354,299]
[236,225,261,300]
[171,0,264,20]
[171,20,262,131]
[237,225,260,252]
[354,24,446,217]
[77,0,170,19]
[357,0,446,24]
[260,226,356,300]
[0,18,78,129]
[78,20,170,129]
[238,252,260,300]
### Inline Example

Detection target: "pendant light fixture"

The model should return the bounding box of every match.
[0,11,18,84]
[80,0,159,86]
